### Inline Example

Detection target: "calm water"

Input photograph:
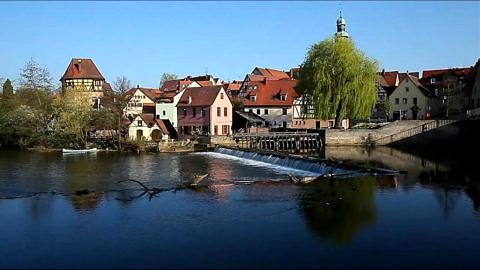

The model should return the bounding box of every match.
[0,147,479,268]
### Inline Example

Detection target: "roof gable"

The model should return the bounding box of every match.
[60,58,105,81]
[243,79,299,107]
[177,85,223,107]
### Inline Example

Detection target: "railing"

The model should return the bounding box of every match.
[373,120,457,145]
[233,132,322,152]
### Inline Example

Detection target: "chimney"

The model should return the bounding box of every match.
[137,85,140,89]
[381,69,385,75]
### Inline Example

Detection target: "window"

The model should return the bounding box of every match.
[217,107,221,117]
[430,78,436,84]
[183,108,187,117]
[405,87,409,92]
[328,121,334,127]
[156,115,159,119]
[403,98,408,104]
[214,125,218,135]
[137,120,142,127]
[413,97,417,105]
[256,109,260,115]
[162,110,166,116]
[224,107,228,117]
[280,94,287,101]
[435,88,439,96]
[202,108,206,117]
[220,93,224,99]
[222,125,229,135]
[253,85,257,90]
[282,108,287,115]
[193,108,196,117]
[395,98,399,104]
[250,95,256,102]
[264,109,268,115]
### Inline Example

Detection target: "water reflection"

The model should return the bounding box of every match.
[325,146,480,216]
[298,176,378,245]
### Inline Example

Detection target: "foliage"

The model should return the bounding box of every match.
[159,73,178,88]
[232,97,244,111]
[1,79,16,112]
[52,89,93,147]
[297,36,379,128]
[113,76,131,94]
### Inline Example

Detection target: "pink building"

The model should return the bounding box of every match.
[177,85,232,138]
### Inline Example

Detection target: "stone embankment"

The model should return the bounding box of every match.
[325,120,455,146]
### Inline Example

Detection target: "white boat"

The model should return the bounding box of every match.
[62,148,98,154]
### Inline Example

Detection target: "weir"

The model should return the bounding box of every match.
[213,146,388,177]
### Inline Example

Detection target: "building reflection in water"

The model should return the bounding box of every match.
[207,157,234,202]
[298,176,378,245]
[325,146,480,216]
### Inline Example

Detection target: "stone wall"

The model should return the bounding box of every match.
[158,140,195,152]
[325,129,376,145]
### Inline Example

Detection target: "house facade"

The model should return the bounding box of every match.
[242,79,298,129]
[468,59,480,109]
[420,67,473,117]
[156,81,201,129]
[123,86,161,118]
[389,75,439,120]
[60,58,112,107]
[128,113,173,141]
[176,86,232,138]
[291,95,349,129]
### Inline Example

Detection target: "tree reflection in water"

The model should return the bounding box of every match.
[62,154,106,212]
[298,176,377,245]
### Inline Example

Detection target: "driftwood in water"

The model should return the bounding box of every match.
[116,174,209,201]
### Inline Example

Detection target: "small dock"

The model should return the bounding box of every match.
[233,131,323,153]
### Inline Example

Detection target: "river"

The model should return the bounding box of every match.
[0,147,479,268]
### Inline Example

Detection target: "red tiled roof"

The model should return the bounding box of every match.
[248,74,267,82]
[60,58,105,81]
[160,79,194,92]
[381,71,398,87]
[223,83,241,91]
[243,79,299,107]
[197,81,214,87]
[177,86,223,107]
[102,82,113,92]
[422,67,473,79]
[123,87,162,102]
[137,113,170,135]
[254,67,290,80]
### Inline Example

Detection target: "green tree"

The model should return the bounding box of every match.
[159,73,178,88]
[297,37,379,128]
[1,79,16,112]
[52,89,93,148]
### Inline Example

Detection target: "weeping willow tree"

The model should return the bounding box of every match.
[297,36,379,128]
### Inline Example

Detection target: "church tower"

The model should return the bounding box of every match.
[335,11,349,38]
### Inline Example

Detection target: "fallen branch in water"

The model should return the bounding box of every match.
[116,175,210,201]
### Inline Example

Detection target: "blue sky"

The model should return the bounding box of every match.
[0,1,479,88]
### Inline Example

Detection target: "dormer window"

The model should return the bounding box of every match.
[430,78,436,84]
[280,94,287,101]
[250,95,256,102]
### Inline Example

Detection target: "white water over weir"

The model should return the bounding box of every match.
[213,147,396,178]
